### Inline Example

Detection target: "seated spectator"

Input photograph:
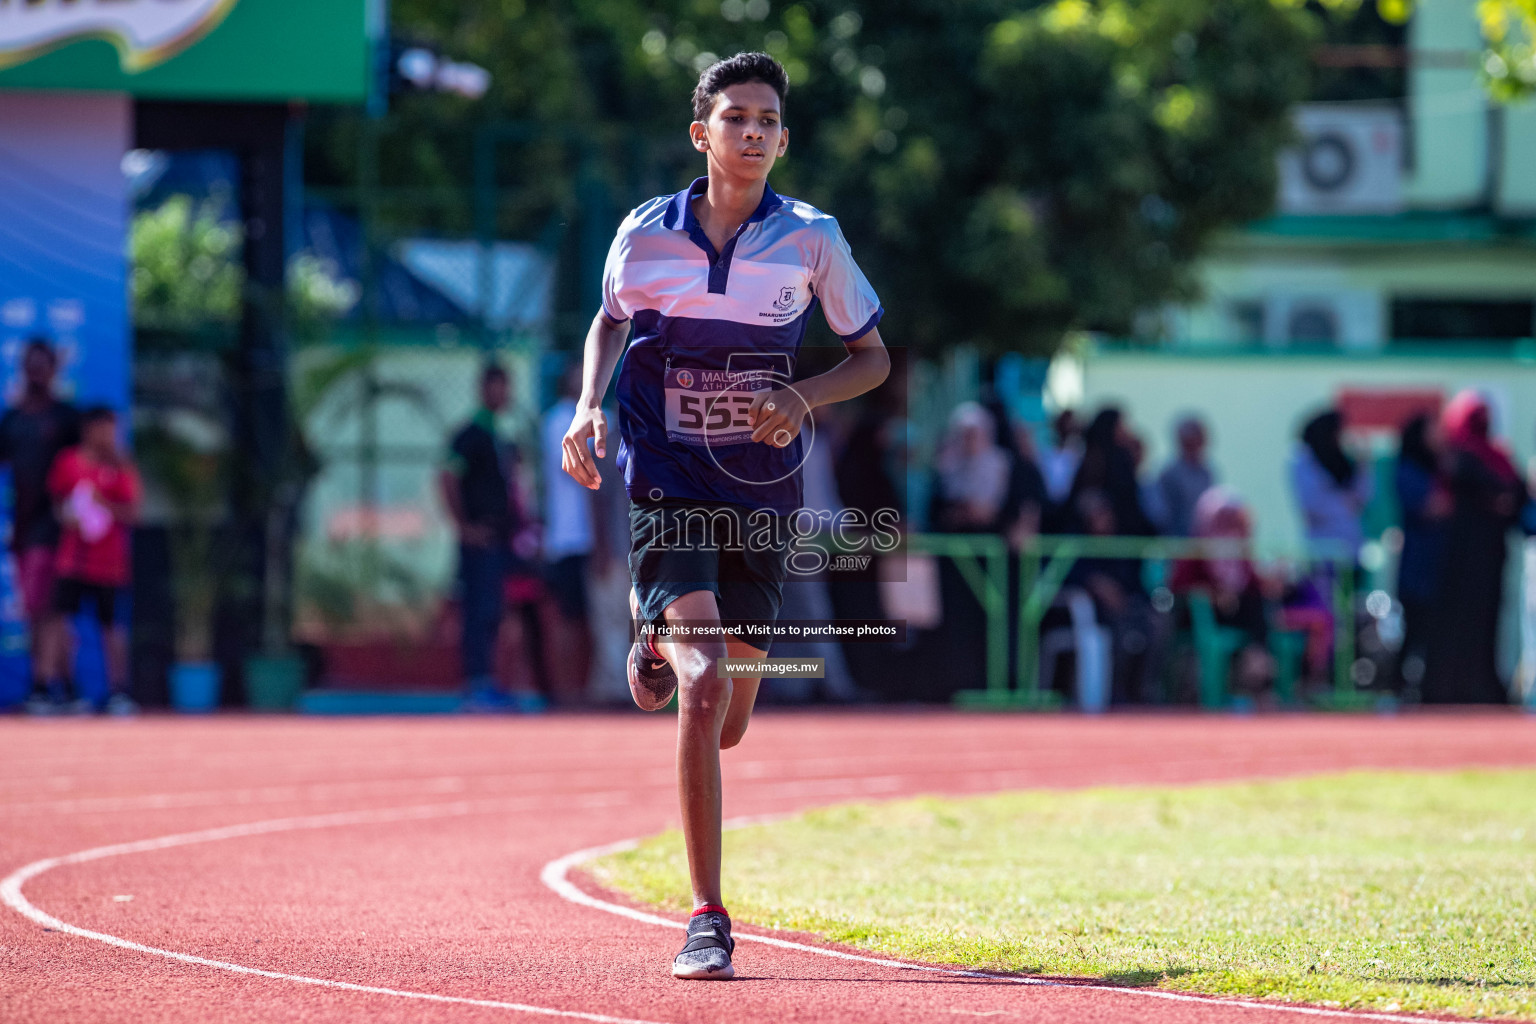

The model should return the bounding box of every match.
[1169,487,1275,695]
[1065,489,1167,704]
[929,402,1018,535]
[1155,415,1216,537]
[1040,408,1082,506]
[1067,407,1156,538]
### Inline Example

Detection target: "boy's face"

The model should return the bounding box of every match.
[84,417,116,454]
[691,80,788,182]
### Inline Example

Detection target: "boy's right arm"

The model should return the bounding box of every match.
[561,311,629,490]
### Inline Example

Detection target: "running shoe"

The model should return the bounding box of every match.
[105,692,140,717]
[673,909,734,980]
[23,690,60,717]
[628,638,677,711]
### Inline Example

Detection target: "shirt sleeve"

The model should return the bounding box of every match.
[811,218,883,342]
[600,221,633,324]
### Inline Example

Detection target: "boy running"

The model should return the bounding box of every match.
[562,52,889,979]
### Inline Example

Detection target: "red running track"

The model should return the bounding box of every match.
[3,711,1535,1024]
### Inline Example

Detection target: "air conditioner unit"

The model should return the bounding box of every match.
[1277,105,1404,215]
[1263,291,1384,350]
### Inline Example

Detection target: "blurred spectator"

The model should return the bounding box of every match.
[832,393,909,698]
[1520,445,1536,705]
[1124,430,1167,536]
[1067,407,1156,537]
[835,390,904,526]
[1065,488,1167,704]
[440,362,516,708]
[981,392,1047,547]
[1421,392,1526,704]
[928,402,1020,535]
[41,406,141,715]
[540,363,595,703]
[1041,408,1082,505]
[2,339,80,712]
[1169,486,1275,695]
[1155,415,1216,536]
[1290,409,1372,554]
[1392,413,1450,695]
[772,404,859,703]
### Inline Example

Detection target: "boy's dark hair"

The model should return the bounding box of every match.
[480,362,508,386]
[81,405,117,428]
[692,52,788,122]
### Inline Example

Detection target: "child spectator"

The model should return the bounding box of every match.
[45,406,141,714]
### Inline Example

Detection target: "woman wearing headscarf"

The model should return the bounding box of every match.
[1420,391,1527,704]
[923,403,1020,700]
[928,402,1018,535]
[1289,409,1373,555]
[1066,407,1156,537]
[1392,413,1450,694]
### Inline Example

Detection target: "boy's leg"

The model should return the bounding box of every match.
[718,636,765,750]
[656,596,768,905]
[658,589,733,910]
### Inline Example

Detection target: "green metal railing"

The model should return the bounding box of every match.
[903,533,1360,711]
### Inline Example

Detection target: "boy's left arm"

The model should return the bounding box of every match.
[103,465,143,525]
[748,217,888,445]
[747,328,889,445]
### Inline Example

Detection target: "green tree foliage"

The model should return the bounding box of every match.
[130,196,359,337]
[1478,0,1536,99]
[339,0,1323,355]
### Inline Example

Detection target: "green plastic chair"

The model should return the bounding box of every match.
[1268,628,1308,707]
[1187,590,1245,709]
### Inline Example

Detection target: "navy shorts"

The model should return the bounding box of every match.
[53,578,128,629]
[627,500,789,650]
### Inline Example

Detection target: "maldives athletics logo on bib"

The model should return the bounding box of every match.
[0,0,240,73]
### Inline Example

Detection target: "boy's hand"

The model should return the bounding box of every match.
[747,387,810,448]
[562,405,608,490]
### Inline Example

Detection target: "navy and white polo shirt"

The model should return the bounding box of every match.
[603,176,882,516]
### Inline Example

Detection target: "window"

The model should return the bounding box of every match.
[1390,299,1536,342]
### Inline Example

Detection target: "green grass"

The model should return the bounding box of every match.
[589,770,1536,1018]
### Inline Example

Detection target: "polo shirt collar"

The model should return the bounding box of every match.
[662,176,783,232]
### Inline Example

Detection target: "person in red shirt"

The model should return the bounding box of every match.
[45,406,141,714]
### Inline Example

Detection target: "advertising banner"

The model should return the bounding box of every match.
[0,92,131,702]
[0,0,376,101]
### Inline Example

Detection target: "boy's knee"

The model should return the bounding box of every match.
[718,720,749,749]
[676,647,730,726]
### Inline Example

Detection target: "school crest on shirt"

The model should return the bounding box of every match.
[772,286,796,312]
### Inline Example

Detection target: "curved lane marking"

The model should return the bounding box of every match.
[543,830,1455,1024]
[0,785,1467,1024]
[1,800,672,1024]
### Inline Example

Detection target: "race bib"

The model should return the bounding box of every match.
[664,367,775,447]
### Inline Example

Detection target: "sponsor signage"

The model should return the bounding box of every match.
[0,0,377,101]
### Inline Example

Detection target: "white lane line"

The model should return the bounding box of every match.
[543,836,1456,1024]
[1,799,672,1024]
